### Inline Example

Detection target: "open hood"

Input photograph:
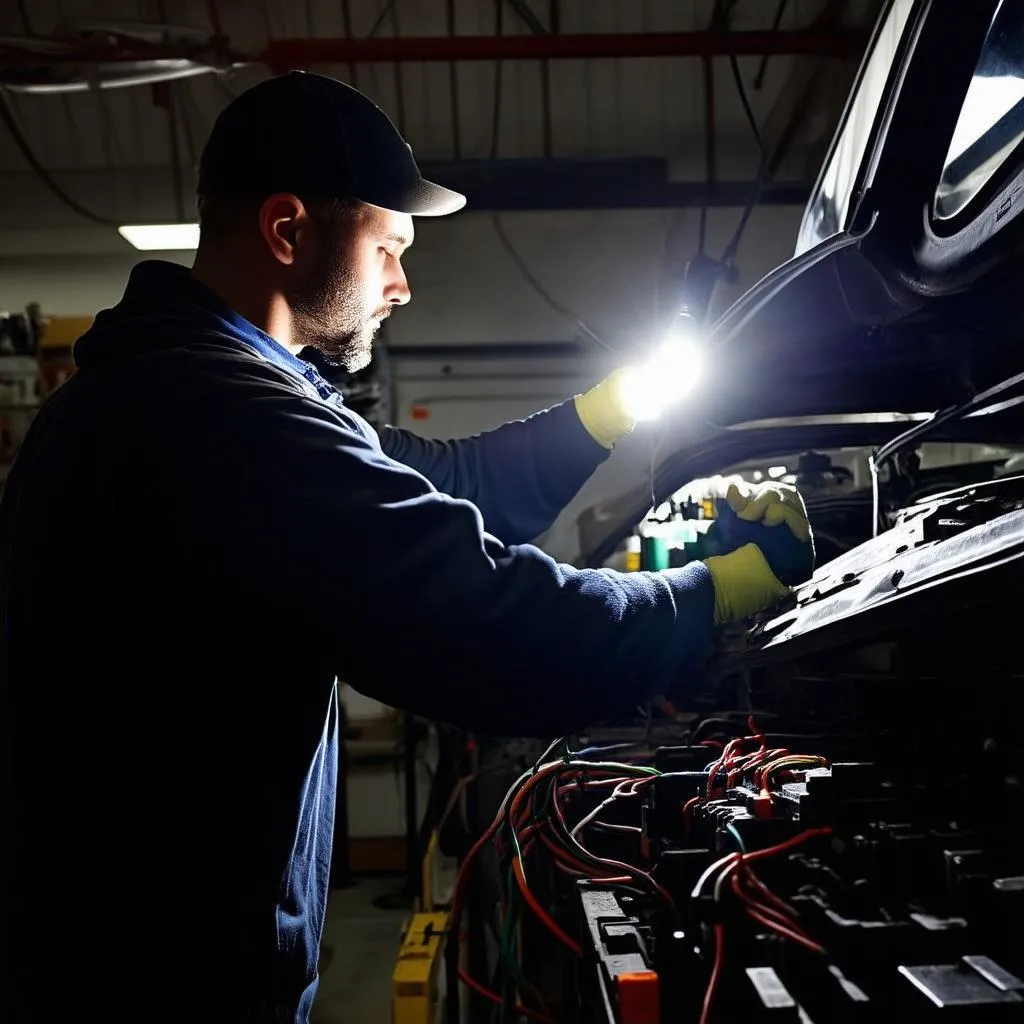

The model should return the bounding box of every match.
[700,0,1024,427]
[582,0,1024,567]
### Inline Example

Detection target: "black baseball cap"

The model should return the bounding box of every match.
[198,70,466,217]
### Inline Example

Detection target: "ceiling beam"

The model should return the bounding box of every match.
[419,158,809,211]
[0,30,867,74]
[259,31,865,70]
[0,159,810,227]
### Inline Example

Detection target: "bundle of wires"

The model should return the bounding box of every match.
[448,727,831,1022]
[691,828,833,1024]
[447,745,675,1023]
[683,716,829,830]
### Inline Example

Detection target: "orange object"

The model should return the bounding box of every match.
[617,970,660,1024]
[410,404,430,420]
[751,790,774,819]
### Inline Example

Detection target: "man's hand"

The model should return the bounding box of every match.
[724,479,811,543]
[700,486,815,623]
[703,482,814,586]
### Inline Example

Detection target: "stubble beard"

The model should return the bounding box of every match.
[289,227,391,373]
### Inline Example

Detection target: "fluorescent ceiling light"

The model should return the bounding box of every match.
[118,223,200,251]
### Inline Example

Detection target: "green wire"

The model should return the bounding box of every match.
[494,757,666,1010]
[726,822,747,852]
[498,869,518,1023]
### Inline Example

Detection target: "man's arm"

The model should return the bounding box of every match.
[378,399,609,545]
[189,363,714,737]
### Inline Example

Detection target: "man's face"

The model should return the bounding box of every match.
[289,202,413,371]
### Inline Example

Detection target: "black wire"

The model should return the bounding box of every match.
[505,0,548,35]
[754,0,790,90]
[729,49,767,166]
[649,422,669,515]
[721,38,770,266]
[688,716,747,745]
[490,0,504,160]
[491,215,615,352]
[366,0,397,39]
[869,367,1024,532]
[532,737,566,773]
[167,88,186,222]
[390,1,406,135]
[15,0,33,33]
[488,0,613,354]
[0,89,120,226]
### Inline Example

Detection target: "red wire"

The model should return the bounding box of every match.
[551,775,675,907]
[742,827,832,865]
[699,924,726,1024]
[742,866,803,921]
[707,725,767,796]
[451,762,600,1019]
[512,850,582,954]
[730,873,812,940]
[538,829,611,877]
[457,967,555,1024]
[737,882,825,955]
[552,858,633,883]
[694,828,830,1022]
[682,795,703,832]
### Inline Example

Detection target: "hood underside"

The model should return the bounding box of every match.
[711,472,1024,676]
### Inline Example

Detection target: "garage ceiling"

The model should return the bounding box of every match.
[0,0,884,240]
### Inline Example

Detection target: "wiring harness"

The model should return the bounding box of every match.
[445,723,835,1023]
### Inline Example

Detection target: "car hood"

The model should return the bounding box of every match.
[580,0,1024,566]
[710,472,1024,676]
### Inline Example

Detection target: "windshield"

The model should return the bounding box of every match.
[795,0,915,255]
[935,0,1024,220]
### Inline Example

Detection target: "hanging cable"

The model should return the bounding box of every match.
[0,88,120,226]
[165,86,186,221]
[389,1,406,136]
[487,0,614,353]
[718,0,770,268]
[366,0,398,40]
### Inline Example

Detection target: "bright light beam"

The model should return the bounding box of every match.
[617,335,705,422]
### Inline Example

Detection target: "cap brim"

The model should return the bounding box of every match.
[359,176,467,217]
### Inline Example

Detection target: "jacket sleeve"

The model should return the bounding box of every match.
[188,365,716,738]
[377,399,610,545]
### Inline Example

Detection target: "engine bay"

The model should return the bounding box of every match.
[441,450,1024,1023]
[444,594,1024,1022]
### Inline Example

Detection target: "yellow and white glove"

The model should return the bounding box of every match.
[701,483,815,624]
[704,544,791,624]
[575,337,705,447]
[573,369,637,450]
[723,479,812,543]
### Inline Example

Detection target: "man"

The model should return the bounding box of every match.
[0,73,812,1021]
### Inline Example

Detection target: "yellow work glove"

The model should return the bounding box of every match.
[703,543,790,625]
[573,369,637,450]
[724,480,811,543]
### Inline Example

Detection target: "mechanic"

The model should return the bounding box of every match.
[0,73,814,1022]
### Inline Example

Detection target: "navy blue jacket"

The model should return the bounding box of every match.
[0,261,715,1021]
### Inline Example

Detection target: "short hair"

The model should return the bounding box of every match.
[196,192,359,239]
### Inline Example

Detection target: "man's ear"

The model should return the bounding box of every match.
[258,193,305,266]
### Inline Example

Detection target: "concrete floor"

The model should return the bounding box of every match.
[313,876,409,1024]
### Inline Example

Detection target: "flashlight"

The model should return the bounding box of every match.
[617,309,706,422]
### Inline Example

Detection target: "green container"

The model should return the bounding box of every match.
[641,535,670,571]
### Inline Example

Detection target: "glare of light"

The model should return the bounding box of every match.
[118,223,200,251]
[752,470,764,482]
[768,466,788,479]
[617,336,705,422]
[945,76,1024,164]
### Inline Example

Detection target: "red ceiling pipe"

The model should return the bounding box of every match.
[259,30,864,71]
